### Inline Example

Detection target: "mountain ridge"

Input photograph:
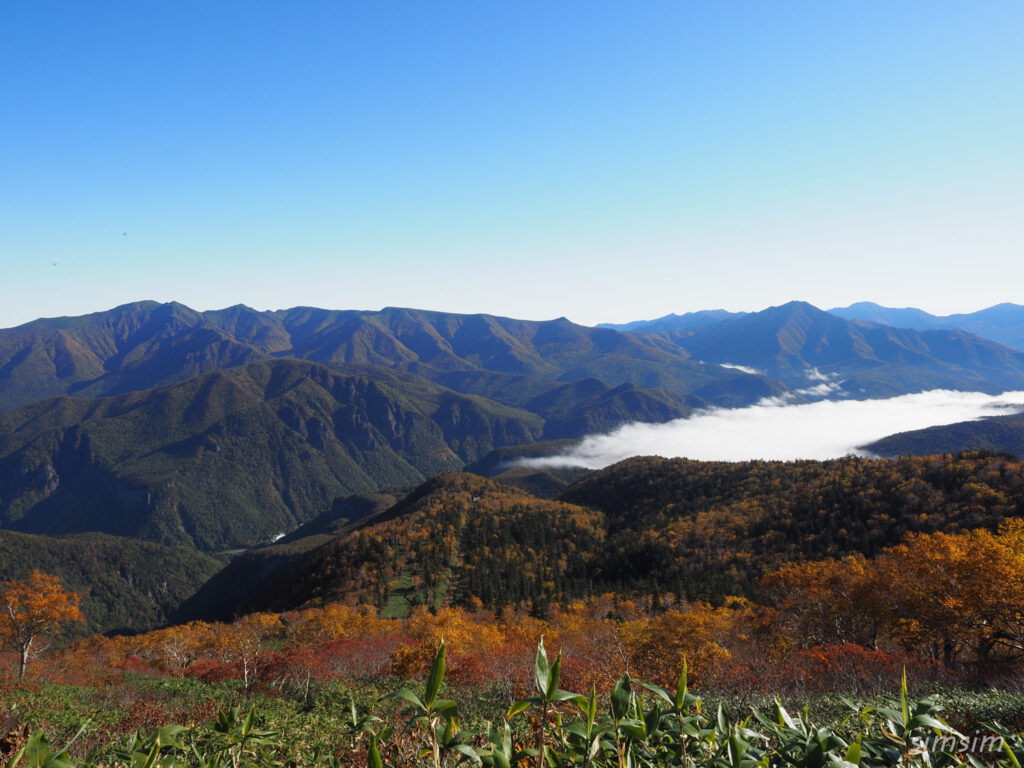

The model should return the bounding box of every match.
[639,301,1024,397]
[829,301,1024,351]
[0,301,777,414]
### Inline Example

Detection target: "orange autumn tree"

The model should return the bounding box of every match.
[0,570,84,678]
[760,554,888,651]
[879,527,1024,666]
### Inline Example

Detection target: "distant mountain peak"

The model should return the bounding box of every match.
[767,300,825,314]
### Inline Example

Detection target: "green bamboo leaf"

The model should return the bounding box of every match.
[900,667,909,727]
[545,651,562,700]
[507,699,537,720]
[485,750,511,768]
[1003,742,1022,768]
[368,739,384,768]
[611,673,632,721]
[775,699,797,730]
[534,637,550,695]
[24,732,73,768]
[425,641,446,708]
[728,729,747,768]
[845,738,861,765]
[4,743,27,768]
[451,743,481,763]
[154,726,185,749]
[907,714,957,733]
[136,743,159,768]
[874,707,903,724]
[676,660,689,710]
[637,680,674,709]
[644,705,661,738]
[391,689,427,712]
[621,723,647,740]
[434,699,459,719]
[548,689,578,702]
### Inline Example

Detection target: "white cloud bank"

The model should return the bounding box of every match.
[718,363,764,375]
[519,390,1024,469]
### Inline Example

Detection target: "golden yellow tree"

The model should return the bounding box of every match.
[0,570,85,678]
[208,612,281,689]
[626,602,743,687]
[134,621,214,675]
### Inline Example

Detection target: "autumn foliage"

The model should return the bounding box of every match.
[0,570,84,678]
[10,486,1024,698]
[761,520,1024,673]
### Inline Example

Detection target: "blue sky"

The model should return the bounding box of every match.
[2,1,1022,328]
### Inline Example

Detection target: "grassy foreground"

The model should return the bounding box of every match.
[2,641,1024,767]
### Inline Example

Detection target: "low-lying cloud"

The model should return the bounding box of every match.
[718,362,764,375]
[519,390,1024,468]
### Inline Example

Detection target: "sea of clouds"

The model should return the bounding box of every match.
[518,390,1024,469]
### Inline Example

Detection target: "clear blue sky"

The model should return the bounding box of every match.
[2,1,1022,328]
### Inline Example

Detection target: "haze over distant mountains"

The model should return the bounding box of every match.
[829,302,1024,351]
[603,301,1024,352]
[598,300,1024,397]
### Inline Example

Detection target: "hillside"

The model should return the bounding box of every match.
[0,530,224,634]
[863,413,1024,458]
[175,473,603,621]
[557,453,1024,598]
[178,454,1024,621]
[0,359,543,549]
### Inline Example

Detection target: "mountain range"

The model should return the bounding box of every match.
[0,301,774,414]
[0,301,782,554]
[2,300,1024,552]
[3,298,1024,632]
[600,301,1024,397]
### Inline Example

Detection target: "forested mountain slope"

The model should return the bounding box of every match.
[0,530,224,634]
[178,454,1024,622]
[0,359,542,549]
[864,414,1024,458]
